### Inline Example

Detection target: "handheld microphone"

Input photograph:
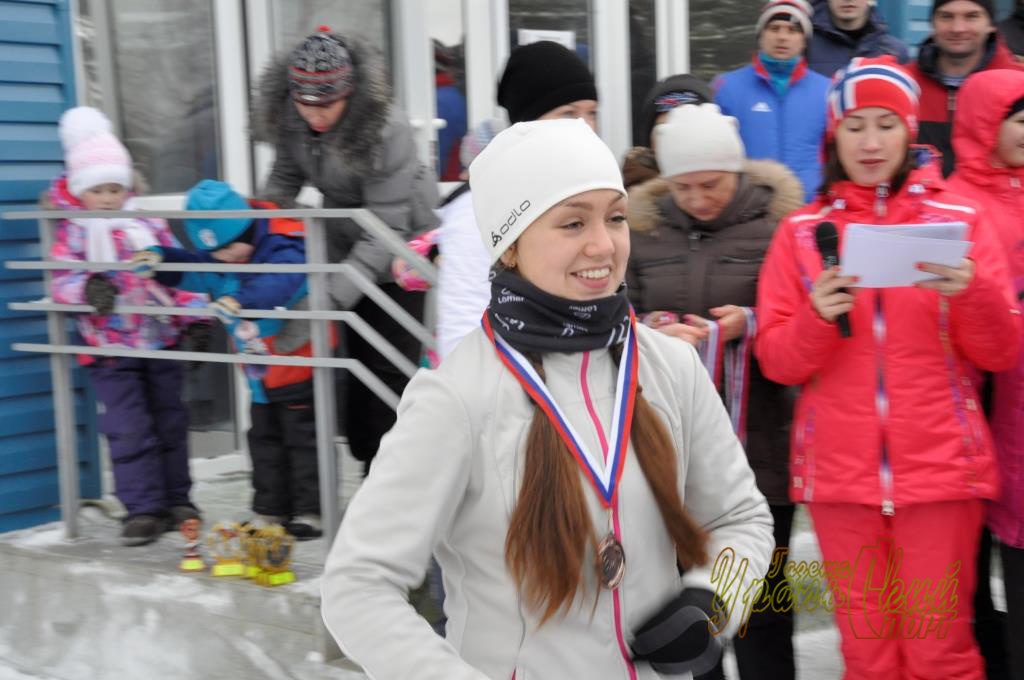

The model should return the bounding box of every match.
[814,221,852,338]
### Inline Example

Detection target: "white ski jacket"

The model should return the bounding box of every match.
[322,324,774,679]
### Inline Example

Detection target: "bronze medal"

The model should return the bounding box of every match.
[598,532,626,589]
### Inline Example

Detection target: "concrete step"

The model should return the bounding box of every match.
[0,452,367,680]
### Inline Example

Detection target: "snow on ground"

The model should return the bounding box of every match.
[1,444,1004,680]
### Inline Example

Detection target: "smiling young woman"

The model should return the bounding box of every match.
[320,119,774,680]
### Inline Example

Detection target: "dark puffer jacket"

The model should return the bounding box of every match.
[625,160,804,504]
[252,34,440,310]
[806,0,909,77]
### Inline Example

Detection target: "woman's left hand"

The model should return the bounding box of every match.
[915,258,975,297]
[708,305,748,342]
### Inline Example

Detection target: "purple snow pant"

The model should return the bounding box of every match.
[88,356,192,517]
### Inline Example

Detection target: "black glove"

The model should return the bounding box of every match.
[84,274,118,316]
[181,323,213,353]
[631,588,725,677]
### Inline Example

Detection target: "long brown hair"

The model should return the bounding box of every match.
[504,344,710,625]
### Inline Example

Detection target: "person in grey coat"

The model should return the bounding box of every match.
[253,28,440,471]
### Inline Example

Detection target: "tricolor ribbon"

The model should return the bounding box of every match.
[697,320,724,390]
[697,308,757,445]
[483,310,639,507]
[723,307,757,445]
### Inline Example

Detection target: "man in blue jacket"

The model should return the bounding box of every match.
[714,0,830,202]
[807,0,909,77]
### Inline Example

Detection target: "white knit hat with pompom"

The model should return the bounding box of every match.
[59,107,133,197]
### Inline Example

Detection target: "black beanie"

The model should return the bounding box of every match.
[932,0,993,17]
[1007,96,1024,120]
[637,74,714,147]
[497,41,598,124]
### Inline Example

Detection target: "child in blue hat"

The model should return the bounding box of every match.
[132,179,326,539]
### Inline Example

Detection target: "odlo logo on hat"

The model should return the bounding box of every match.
[490,199,532,247]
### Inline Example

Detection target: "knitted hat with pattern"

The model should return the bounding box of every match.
[288,27,355,105]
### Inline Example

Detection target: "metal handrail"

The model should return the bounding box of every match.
[3,207,438,286]
[9,302,419,378]
[3,207,438,551]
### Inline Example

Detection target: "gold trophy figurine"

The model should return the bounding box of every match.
[207,521,246,577]
[179,518,206,572]
[240,523,263,579]
[255,525,297,587]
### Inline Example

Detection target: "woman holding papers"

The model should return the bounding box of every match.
[948,68,1024,680]
[756,57,1021,680]
[321,119,773,679]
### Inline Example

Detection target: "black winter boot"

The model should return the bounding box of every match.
[121,514,166,547]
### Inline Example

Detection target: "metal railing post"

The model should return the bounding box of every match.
[40,217,80,539]
[303,218,340,548]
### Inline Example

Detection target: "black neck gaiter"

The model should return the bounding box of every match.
[486,269,632,355]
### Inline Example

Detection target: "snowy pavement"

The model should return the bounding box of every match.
[2,446,1007,679]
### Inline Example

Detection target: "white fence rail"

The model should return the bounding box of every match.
[3,207,437,551]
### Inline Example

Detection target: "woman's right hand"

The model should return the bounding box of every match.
[810,267,858,323]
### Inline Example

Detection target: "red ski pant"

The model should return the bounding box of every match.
[808,500,985,680]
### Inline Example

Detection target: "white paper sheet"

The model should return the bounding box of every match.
[839,222,971,288]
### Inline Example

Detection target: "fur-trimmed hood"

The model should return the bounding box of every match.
[251,33,392,174]
[626,159,804,233]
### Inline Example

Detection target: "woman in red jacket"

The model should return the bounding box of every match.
[756,56,1021,679]
[947,68,1024,680]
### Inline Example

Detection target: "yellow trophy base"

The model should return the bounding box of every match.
[211,561,245,577]
[245,565,263,579]
[179,558,206,572]
[256,570,296,587]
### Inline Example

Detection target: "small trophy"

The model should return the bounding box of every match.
[240,523,263,579]
[207,521,246,577]
[178,518,206,572]
[255,525,296,587]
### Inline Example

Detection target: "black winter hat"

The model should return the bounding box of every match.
[931,0,993,18]
[637,74,714,147]
[497,41,598,124]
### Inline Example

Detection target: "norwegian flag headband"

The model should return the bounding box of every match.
[826,57,920,141]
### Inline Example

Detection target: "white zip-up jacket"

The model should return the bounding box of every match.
[322,324,774,679]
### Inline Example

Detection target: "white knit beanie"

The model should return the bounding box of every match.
[469,119,625,264]
[59,106,133,197]
[653,103,746,177]
[755,0,813,38]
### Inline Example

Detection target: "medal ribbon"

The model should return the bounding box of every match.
[723,307,757,445]
[483,310,639,507]
[698,320,724,390]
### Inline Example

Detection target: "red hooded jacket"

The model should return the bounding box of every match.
[756,159,1021,512]
[947,69,1024,547]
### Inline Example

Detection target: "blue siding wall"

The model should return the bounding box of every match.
[0,0,100,532]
